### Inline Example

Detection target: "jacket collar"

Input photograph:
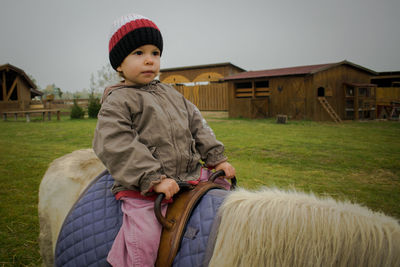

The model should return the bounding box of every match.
[101,80,161,103]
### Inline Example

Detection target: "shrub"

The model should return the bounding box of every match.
[70,100,85,119]
[88,96,101,118]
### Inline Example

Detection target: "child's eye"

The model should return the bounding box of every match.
[132,51,143,55]
[152,51,160,56]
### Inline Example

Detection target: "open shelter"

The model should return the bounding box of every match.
[1,63,60,121]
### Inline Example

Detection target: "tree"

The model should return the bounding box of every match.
[87,91,101,118]
[41,84,63,99]
[70,99,85,119]
[90,64,120,96]
[54,87,63,99]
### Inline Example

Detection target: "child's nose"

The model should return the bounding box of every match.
[144,55,154,65]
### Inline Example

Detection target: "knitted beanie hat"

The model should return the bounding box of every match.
[108,14,163,70]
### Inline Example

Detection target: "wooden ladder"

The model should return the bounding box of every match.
[318,97,342,123]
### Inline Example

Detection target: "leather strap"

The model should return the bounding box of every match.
[155,182,225,267]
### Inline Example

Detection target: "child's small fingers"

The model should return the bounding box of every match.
[165,192,172,200]
[224,168,235,179]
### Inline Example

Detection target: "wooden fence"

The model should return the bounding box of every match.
[49,99,89,109]
[0,99,90,117]
[173,83,228,111]
[1,83,229,115]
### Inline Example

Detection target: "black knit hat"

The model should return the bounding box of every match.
[108,14,163,70]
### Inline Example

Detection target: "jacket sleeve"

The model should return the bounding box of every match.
[185,98,227,167]
[93,94,163,195]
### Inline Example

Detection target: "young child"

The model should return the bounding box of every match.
[93,13,235,266]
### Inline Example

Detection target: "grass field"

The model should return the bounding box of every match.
[0,114,399,266]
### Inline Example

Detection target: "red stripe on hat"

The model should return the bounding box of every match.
[109,19,160,52]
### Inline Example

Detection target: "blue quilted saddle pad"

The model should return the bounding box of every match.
[55,170,122,267]
[55,170,229,267]
[173,189,229,267]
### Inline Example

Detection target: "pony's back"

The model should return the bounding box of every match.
[210,188,400,267]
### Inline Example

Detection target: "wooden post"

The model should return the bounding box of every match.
[57,110,60,120]
[251,81,255,99]
[354,86,359,120]
[42,112,46,121]
[2,113,7,121]
[26,113,31,122]
[2,71,6,101]
[14,113,18,121]
[48,111,51,121]
[6,77,18,101]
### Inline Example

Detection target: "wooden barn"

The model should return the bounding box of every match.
[0,63,43,112]
[160,63,245,111]
[224,60,378,121]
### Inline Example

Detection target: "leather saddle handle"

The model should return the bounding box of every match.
[154,170,237,229]
[209,170,237,189]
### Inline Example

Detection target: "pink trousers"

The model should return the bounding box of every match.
[107,169,230,267]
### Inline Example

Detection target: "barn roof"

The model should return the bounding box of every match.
[224,60,377,81]
[30,87,44,96]
[161,62,246,72]
[0,63,38,90]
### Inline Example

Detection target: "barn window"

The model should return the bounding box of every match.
[255,80,269,98]
[235,82,252,98]
[345,87,354,97]
[236,82,252,89]
[255,81,269,88]
[196,81,210,85]
[235,81,270,98]
[317,87,325,97]
[358,87,370,97]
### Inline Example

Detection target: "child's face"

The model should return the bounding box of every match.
[117,44,161,86]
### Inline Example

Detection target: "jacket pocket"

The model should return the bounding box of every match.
[149,146,157,157]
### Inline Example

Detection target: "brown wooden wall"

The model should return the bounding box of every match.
[228,76,310,119]
[173,83,228,111]
[376,87,400,105]
[269,76,310,119]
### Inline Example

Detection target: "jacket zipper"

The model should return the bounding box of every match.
[151,89,182,180]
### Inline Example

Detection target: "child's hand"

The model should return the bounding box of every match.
[153,178,179,200]
[215,162,236,179]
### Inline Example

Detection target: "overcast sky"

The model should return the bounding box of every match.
[1,0,399,93]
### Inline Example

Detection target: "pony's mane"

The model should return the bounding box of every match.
[209,187,400,267]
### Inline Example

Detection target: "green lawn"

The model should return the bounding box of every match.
[0,115,399,266]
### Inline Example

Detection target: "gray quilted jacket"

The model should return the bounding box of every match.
[93,81,227,195]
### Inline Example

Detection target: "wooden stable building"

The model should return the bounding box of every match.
[160,63,244,111]
[0,63,43,112]
[224,60,378,121]
[1,63,60,122]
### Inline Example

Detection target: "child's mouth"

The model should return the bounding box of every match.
[142,71,154,75]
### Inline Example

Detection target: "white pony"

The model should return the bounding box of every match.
[38,149,105,266]
[38,149,400,267]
